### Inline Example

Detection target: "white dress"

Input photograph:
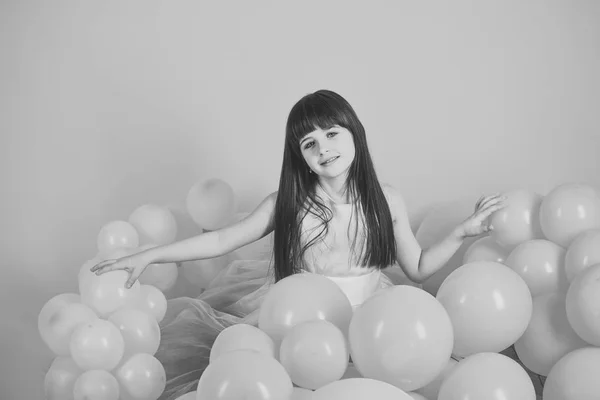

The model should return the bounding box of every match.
[156,197,417,399]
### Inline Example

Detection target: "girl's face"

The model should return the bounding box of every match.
[299,125,356,180]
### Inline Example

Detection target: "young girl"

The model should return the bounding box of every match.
[92,89,504,399]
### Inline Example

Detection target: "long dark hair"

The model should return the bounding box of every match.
[272,90,396,282]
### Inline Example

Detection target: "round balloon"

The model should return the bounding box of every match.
[186,178,237,231]
[258,273,353,343]
[564,229,600,282]
[349,286,453,391]
[436,261,532,357]
[504,239,568,297]
[463,236,510,264]
[128,204,177,246]
[210,323,275,364]
[565,264,600,345]
[488,189,545,249]
[97,220,139,256]
[543,347,600,400]
[313,378,412,400]
[438,352,536,400]
[539,183,600,248]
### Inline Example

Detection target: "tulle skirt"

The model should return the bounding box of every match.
[155,260,417,400]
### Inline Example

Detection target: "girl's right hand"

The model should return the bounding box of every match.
[90,252,151,288]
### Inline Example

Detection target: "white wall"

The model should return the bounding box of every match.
[2,1,599,398]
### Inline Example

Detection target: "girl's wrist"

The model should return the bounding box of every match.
[453,225,467,240]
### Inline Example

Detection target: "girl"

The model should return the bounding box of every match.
[92,89,505,399]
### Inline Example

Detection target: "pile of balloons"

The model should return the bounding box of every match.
[416,182,600,399]
[40,178,245,400]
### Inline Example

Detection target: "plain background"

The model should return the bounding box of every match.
[2,1,599,398]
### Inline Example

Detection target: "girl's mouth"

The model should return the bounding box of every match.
[320,156,339,166]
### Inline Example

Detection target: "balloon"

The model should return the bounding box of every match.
[38,293,81,351]
[414,358,458,400]
[463,236,510,264]
[488,189,545,249]
[565,264,600,345]
[514,292,587,376]
[137,244,178,292]
[186,178,237,231]
[543,347,600,400]
[539,183,600,248]
[564,229,600,282]
[108,308,161,359]
[197,350,293,400]
[279,320,349,390]
[416,199,482,295]
[349,286,453,391]
[128,204,177,246]
[44,357,82,400]
[504,239,569,297]
[210,323,275,364]
[438,352,536,400]
[81,269,141,318]
[406,393,429,400]
[79,258,102,295]
[115,353,166,400]
[97,220,139,256]
[312,378,412,400]
[73,370,120,400]
[134,284,167,323]
[69,319,125,371]
[39,302,98,356]
[258,273,353,343]
[436,261,532,357]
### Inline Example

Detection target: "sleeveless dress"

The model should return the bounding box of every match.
[155,196,420,400]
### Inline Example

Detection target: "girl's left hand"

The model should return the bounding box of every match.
[458,193,507,238]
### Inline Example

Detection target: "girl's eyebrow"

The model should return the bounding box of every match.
[300,135,313,145]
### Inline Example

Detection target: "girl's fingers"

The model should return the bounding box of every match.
[477,194,505,211]
[90,259,116,272]
[477,202,507,219]
[94,261,128,275]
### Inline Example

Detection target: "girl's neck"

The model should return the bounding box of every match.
[317,179,352,205]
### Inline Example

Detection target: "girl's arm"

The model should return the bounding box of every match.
[91,191,278,287]
[383,185,504,284]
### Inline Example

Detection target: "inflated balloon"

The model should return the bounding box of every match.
[134,284,167,323]
[186,178,237,231]
[279,320,349,390]
[197,350,293,400]
[258,273,353,343]
[504,239,568,297]
[137,244,178,292]
[128,204,177,246]
[38,293,81,351]
[44,357,82,400]
[115,353,166,400]
[312,378,412,400]
[488,189,544,249]
[97,220,139,256]
[514,292,587,376]
[564,229,600,282]
[539,183,600,248]
[438,352,536,400]
[81,269,140,318]
[416,199,482,295]
[565,264,600,345]
[406,393,428,400]
[349,286,453,391]
[543,347,600,400]
[39,302,98,356]
[436,261,532,357]
[414,358,458,400]
[73,370,120,400]
[69,319,125,371]
[210,323,275,364]
[463,236,510,264]
[108,308,161,359]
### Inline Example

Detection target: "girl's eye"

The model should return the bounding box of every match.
[327,132,338,138]
[303,142,314,150]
